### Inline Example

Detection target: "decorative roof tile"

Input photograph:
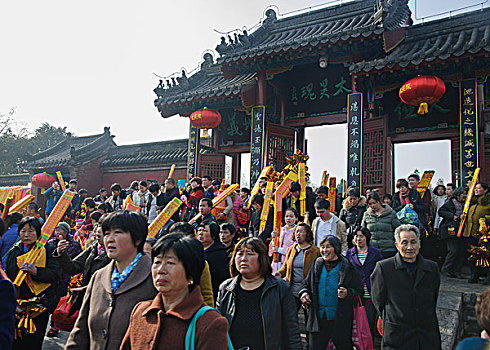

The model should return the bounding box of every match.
[215,0,410,64]
[349,8,490,74]
[26,127,116,169]
[153,0,411,118]
[154,61,256,117]
[100,139,210,168]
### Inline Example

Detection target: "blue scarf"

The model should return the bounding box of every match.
[111,252,142,292]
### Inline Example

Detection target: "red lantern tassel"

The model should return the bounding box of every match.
[417,102,429,115]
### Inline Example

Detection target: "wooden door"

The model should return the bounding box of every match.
[265,123,296,172]
[199,154,226,181]
[362,116,387,194]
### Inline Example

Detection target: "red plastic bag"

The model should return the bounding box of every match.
[352,298,373,350]
[52,295,79,331]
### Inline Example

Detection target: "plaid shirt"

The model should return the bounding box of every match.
[111,252,142,292]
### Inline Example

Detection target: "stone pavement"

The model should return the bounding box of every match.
[42,323,69,350]
[438,274,488,349]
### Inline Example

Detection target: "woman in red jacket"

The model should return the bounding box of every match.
[120,232,228,349]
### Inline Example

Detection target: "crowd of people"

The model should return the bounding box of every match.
[0,172,489,349]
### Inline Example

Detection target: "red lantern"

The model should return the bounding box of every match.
[31,173,56,188]
[399,76,446,115]
[190,107,221,137]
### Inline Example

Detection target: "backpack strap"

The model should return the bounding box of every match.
[185,306,234,350]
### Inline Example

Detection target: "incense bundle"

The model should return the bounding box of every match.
[8,195,35,214]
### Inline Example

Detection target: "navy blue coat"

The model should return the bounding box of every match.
[0,275,16,350]
[345,245,383,296]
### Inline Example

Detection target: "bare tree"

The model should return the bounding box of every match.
[0,107,18,135]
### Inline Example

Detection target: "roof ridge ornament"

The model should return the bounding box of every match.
[376,0,412,31]
[264,8,277,25]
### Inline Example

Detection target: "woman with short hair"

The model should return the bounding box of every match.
[65,210,157,350]
[197,220,229,300]
[5,217,61,349]
[276,223,321,310]
[361,191,401,259]
[217,237,302,350]
[299,235,362,350]
[345,225,383,337]
[120,233,229,349]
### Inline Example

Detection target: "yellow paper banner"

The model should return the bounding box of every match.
[148,198,182,238]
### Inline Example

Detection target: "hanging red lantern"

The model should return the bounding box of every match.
[190,107,221,137]
[399,76,446,115]
[31,173,56,188]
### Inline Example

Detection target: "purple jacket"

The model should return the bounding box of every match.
[345,245,383,296]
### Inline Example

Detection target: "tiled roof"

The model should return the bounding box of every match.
[0,173,30,187]
[26,127,116,169]
[215,0,410,64]
[350,8,490,74]
[154,62,256,117]
[153,0,411,117]
[100,139,205,168]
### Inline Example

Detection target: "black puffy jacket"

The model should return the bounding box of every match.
[205,242,230,301]
[438,198,462,240]
[216,274,302,350]
[339,196,366,228]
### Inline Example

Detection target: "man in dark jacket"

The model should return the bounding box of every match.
[146,183,165,223]
[409,174,433,222]
[162,178,181,223]
[202,175,215,199]
[107,183,127,211]
[438,187,467,278]
[191,198,216,229]
[197,221,229,300]
[339,187,366,248]
[371,224,441,350]
[68,180,81,219]
[249,194,274,242]
[285,181,316,223]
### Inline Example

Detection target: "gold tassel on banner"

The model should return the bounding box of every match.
[14,297,46,339]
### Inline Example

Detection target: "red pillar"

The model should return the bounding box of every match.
[257,71,267,106]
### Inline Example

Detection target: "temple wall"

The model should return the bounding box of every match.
[74,156,106,195]
[102,168,187,190]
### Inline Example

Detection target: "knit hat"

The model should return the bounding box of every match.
[56,222,71,235]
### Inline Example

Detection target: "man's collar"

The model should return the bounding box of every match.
[321,214,333,223]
